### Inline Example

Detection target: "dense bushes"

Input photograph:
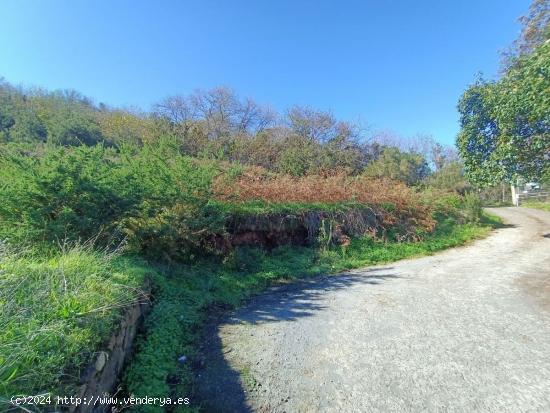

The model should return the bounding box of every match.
[3,79,460,182]
[0,141,223,259]
[1,138,490,265]
[363,147,430,185]
[214,169,437,242]
[116,142,223,260]
[0,82,106,146]
[0,80,376,176]
[1,141,444,261]
[424,161,470,194]
[215,167,415,205]
[461,193,484,223]
[0,145,135,243]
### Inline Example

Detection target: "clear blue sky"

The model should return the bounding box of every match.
[0,0,530,145]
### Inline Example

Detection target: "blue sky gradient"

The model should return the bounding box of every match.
[0,0,530,144]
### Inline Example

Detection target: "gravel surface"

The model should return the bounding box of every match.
[196,208,550,412]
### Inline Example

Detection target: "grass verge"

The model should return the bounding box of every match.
[521,201,550,211]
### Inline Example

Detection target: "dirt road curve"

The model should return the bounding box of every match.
[196,208,550,412]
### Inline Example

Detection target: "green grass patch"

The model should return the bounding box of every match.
[0,244,148,402]
[521,201,550,211]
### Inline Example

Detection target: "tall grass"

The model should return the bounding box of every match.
[213,170,437,243]
[214,170,415,204]
[0,241,147,399]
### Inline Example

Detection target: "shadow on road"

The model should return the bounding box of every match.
[193,267,399,412]
[229,268,399,325]
[194,324,252,413]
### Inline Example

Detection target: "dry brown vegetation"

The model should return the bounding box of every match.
[215,169,416,204]
[213,169,436,244]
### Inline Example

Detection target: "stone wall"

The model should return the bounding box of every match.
[71,289,151,413]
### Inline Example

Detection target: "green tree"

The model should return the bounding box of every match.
[457,40,550,186]
[458,0,549,186]
[363,147,430,185]
[425,161,470,193]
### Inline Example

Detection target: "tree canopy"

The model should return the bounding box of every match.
[457,1,550,186]
[363,147,430,185]
[0,76,462,187]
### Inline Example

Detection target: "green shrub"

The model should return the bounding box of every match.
[0,144,137,244]
[421,189,462,217]
[461,192,483,223]
[363,147,430,185]
[123,202,225,261]
[424,161,469,194]
[123,267,204,413]
[0,141,223,260]
[116,141,223,260]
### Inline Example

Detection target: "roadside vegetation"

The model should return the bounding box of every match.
[522,200,550,211]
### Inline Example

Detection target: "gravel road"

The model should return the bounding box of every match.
[196,207,550,412]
